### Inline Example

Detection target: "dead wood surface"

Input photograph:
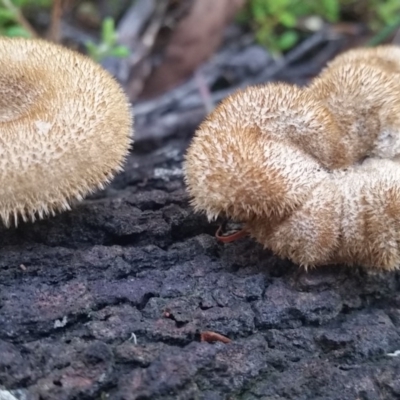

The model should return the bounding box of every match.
[0,131,400,399]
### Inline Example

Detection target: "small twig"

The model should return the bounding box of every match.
[125,0,169,99]
[117,0,156,48]
[195,69,214,114]
[392,28,400,45]
[128,332,138,345]
[258,29,333,83]
[134,30,336,119]
[48,0,75,43]
[1,0,38,38]
[215,225,248,243]
[48,0,63,43]
[200,331,231,344]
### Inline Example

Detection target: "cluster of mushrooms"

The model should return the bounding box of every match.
[3,37,400,270]
[184,45,400,271]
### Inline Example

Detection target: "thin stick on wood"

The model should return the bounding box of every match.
[200,331,231,344]
[215,225,248,243]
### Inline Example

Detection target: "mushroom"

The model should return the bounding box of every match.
[183,45,400,270]
[308,44,400,162]
[0,37,133,227]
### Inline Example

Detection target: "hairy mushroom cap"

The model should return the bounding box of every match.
[319,44,400,74]
[184,82,350,224]
[184,45,400,270]
[0,37,133,227]
[308,45,400,161]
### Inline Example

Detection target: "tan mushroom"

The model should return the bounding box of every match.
[183,45,400,270]
[0,37,133,227]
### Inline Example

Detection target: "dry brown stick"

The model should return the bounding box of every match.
[47,0,63,43]
[124,0,169,100]
[134,29,336,119]
[48,0,75,43]
[194,70,214,114]
[200,331,231,344]
[117,0,156,49]
[1,0,38,38]
[139,0,246,100]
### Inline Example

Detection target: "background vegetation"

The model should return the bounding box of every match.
[0,0,129,60]
[238,0,400,54]
[0,0,399,60]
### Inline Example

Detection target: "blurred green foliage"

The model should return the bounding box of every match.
[0,0,129,62]
[238,0,400,55]
[0,0,51,37]
[368,0,400,31]
[1,0,399,60]
[85,17,130,62]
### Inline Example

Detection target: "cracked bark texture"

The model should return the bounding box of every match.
[1,136,400,400]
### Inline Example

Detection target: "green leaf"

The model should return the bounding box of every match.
[101,17,116,45]
[111,45,130,58]
[36,0,52,7]
[5,25,31,37]
[0,8,16,20]
[255,24,273,48]
[12,0,26,7]
[321,0,339,22]
[277,30,298,50]
[269,0,291,14]
[84,41,99,60]
[251,0,269,22]
[279,11,297,27]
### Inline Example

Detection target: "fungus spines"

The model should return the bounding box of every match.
[0,37,133,227]
[184,45,400,270]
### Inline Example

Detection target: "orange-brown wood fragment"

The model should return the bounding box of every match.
[215,225,248,243]
[200,331,231,344]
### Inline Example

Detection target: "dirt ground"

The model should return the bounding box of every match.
[1,125,400,400]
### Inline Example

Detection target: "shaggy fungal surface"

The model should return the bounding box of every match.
[0,37,133,227]
[0,137,400,400]
[184,45,400,271]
